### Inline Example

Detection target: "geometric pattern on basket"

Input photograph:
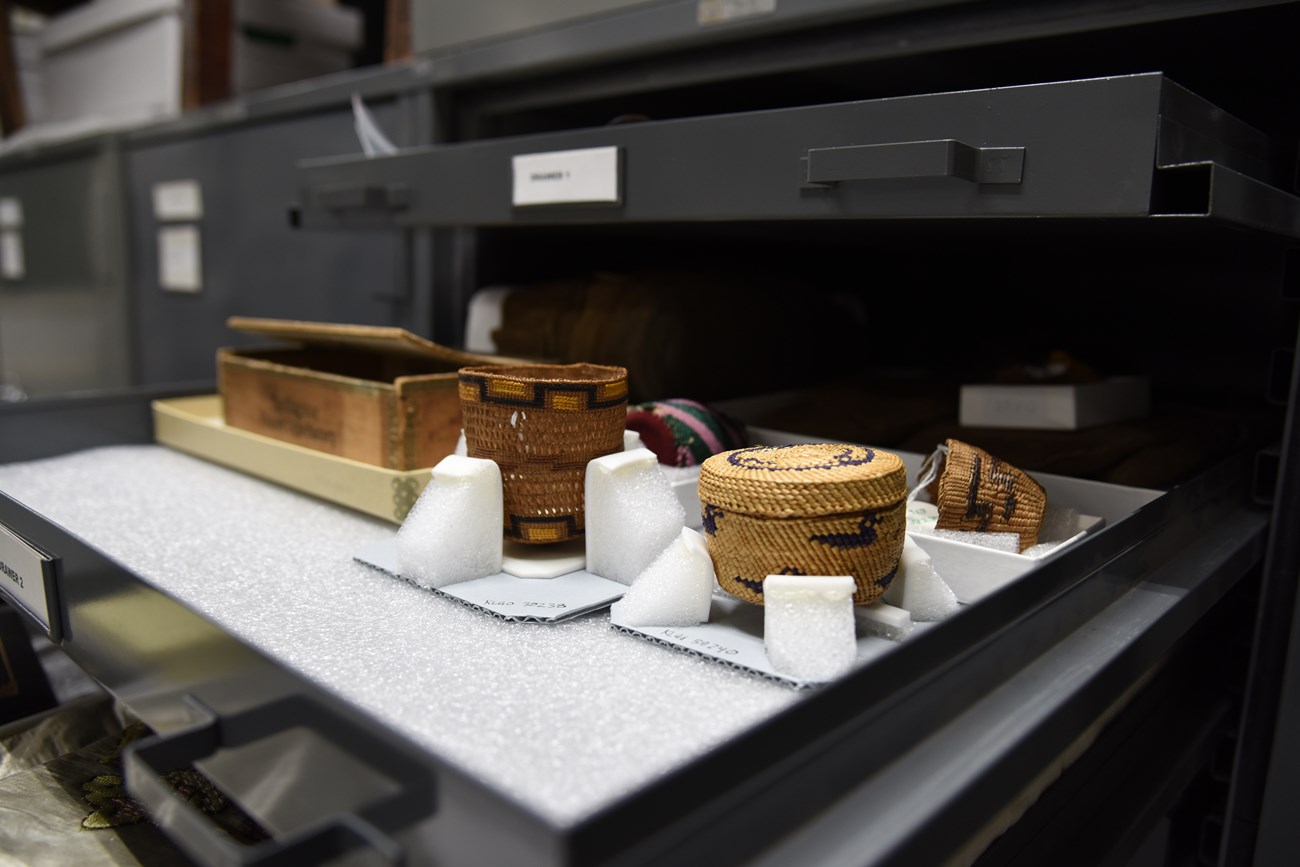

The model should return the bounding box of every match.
[808,510,882,550]
[701,503,724,536]
[459,374,627,411]
[699,444,907,518]
[708,504,906,607]
[933,438,1047,552]
[458,363,628,544]
[699,443,909,605]
[726,444,877,472]
[507,514,580,544]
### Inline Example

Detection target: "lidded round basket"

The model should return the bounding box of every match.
[697,443,908,605]
[458,363,628,544]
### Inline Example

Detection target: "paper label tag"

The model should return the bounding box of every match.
[152,180,203,221]
[158,226,202,292]
[612,596,906,688]
[698,0,776,26]
[0,522,57,636]
[0,231,24,280]
[0,198,22,229]
[512,146,621,207]
[354,539,625,623]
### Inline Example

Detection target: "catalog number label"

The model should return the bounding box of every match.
[512,146,621,207]
[0,522,57,636]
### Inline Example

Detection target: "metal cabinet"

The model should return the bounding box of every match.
[0,138,132,398]
[3,1,1300,866]
[124,63,438,385]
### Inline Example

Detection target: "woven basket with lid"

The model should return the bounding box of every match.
[459,362,628,544]
[698,443,908,605]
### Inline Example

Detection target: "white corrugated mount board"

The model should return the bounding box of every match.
[354,538,626,624]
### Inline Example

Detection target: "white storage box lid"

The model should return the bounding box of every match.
[39,0,180,55]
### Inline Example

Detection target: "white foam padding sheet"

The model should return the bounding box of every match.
[0,446,800,826]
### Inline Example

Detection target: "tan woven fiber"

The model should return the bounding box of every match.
[698,444,907,606]
[459,363,628,544]
[933,439,1047,552]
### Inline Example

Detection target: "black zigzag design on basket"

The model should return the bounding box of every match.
[460,374,627,410]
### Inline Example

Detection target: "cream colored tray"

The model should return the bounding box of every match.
[152,394,430,523]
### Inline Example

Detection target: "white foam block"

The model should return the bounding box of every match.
[454,430,467,457]
[609,528,716,627]
[501,539,586,579]
[854,599,914,641]
[585,449,686,585]
[662,464,704,530]
[396,455,502,589]
[623,429,645,451]
[929,529,1021,553]
[763,575,857,682]
[884,536,959,622]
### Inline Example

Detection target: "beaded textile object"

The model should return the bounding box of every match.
[625,398,749,467]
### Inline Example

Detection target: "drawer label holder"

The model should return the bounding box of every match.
[0,522,61,641]
[512,146,622,207]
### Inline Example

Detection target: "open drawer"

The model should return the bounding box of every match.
[0,387,1270,866]
[296,72,1300,236]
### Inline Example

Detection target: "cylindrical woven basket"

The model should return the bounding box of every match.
[698,443,908,606]
[459,363,628,544]
[929,438,1047,551]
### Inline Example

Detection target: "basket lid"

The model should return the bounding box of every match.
[698,443,907,518]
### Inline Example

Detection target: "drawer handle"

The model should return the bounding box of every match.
[123,694,436,866]
[313,183,411,211]
[805,140,1025,185]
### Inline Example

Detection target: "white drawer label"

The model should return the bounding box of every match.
[699,0,776,26]
[512,146,621,207]
[159,225,203,292]
[0,522,56,634]
[0,198,22,228]
[0,230,23,280]
[152,180,204,221]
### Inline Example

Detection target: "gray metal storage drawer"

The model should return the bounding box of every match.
[0,389,1268,866]
[297,72,1295,232]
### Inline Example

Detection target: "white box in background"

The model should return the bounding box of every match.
[38,0,184,127]
[33,0,362,135]
[959,376,1151,430]
[11,11,46,126]
[232,0,362,93]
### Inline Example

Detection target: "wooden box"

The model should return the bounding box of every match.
[218,317,520,470]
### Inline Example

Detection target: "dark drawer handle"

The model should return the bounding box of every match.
[313,183,411,210]
[123,694,436,866]
[805,140,1025,185]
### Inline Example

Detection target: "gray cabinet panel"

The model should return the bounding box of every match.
[0,147,132,397]
[128,100,415,384]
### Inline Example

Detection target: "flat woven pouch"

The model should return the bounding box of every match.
[697,443,907,605]
[459,363,628,544]
[928,438,1047,551]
